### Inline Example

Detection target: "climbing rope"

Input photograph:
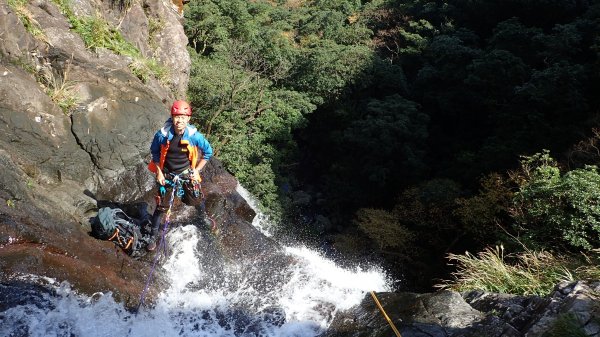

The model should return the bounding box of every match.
[135,172,218,313]
[370,291,402,337]
[136,175,181,313]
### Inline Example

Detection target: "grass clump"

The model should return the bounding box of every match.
[11,56,36,74]
[7,0,47,41]
[437,245,574,296]
[71,14,139,56]
[129,57,170,85]
[148,17,165,50]
[574,249,600,280]
[51,0,169,84]
[8,0,76,106]
[36,57,80,114]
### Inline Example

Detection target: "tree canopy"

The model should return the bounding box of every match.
[183,0,600,287]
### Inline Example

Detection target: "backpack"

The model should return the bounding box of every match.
[92,207,146,256]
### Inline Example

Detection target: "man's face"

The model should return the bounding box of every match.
[172,115,190,135]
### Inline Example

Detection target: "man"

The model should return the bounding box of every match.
[146,100,213,251]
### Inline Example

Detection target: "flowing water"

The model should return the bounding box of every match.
[0,186,392,337]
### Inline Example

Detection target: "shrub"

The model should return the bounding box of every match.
[454,173,513,244]
[511,150,600,251]
[355,208,415,251]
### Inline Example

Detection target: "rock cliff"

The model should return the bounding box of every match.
[0,0,275,308]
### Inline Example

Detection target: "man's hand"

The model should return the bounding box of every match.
[191,168,201,182]
[156,170,166,185]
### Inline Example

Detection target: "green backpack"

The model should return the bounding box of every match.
[92,207,143,255]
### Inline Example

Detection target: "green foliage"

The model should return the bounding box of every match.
[129,57,170,85]
[75,14,168,83]
[69,14,138,55]
[403,1,599,185]
[355,208,415,251]
[186,0,600,271]
[317,94,429,209]
[290,41,374,103]
[511,151,600,251]
[361,0,438,64]
[183,0,384,220]
[439,246,573,296]
[396,20,435,56]
[297,7,371,45]
[454,173,513,244]
[515,62,588,122]
[185,0,233,54]
[342,94,428,185]
[465,49,529,101]
[354,179,463,264]
[488,17,544,63]
[187,51,314,216]
[393,179,462,235]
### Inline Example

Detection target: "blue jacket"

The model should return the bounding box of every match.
[148,118,213,174]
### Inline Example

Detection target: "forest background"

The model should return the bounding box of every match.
[184,0,600,291]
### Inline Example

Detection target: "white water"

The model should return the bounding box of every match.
[235,184,273,237]
[0,186,392,337]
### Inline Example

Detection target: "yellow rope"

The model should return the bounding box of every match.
[370,291,402,337]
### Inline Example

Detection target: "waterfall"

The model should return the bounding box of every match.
[0,187,392,337]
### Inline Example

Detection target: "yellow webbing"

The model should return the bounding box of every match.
[107,228,119,241]
[370,291,402,337]
[124,237,133,250]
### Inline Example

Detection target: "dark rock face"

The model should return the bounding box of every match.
[465,281,600,336]
[0,0,276,310]
[323,281,600,337]
[324,291,484,337]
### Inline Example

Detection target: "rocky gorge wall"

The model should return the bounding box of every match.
[0,0,190,219]
[0,0,274,307]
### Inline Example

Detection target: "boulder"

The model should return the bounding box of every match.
[323,281,600,337]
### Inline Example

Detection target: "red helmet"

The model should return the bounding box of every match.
[171,100,192,116]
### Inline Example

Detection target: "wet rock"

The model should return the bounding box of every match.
[0,281,56,312]
[323,281,600,337]
[0,0,280,308]
[0,0,189,308]
[260,306,286,327]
